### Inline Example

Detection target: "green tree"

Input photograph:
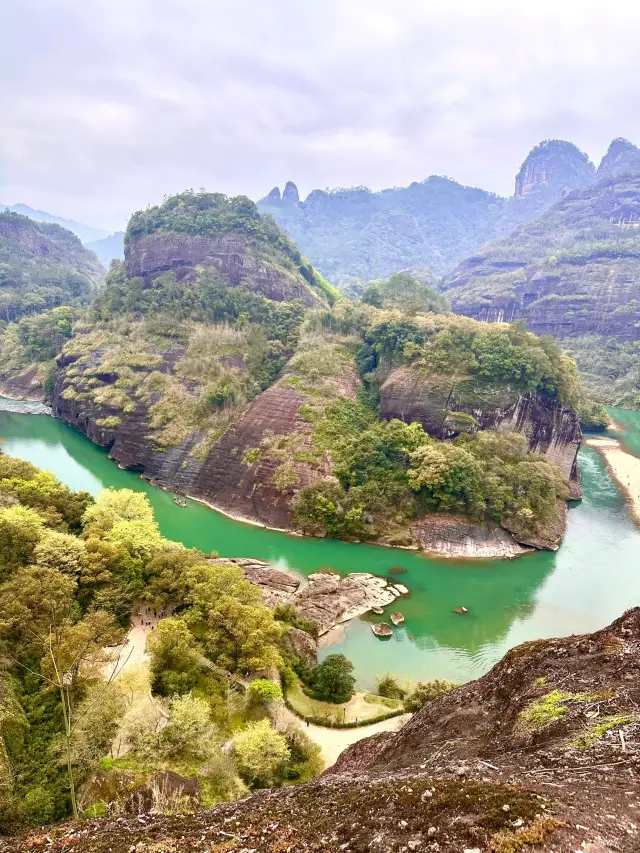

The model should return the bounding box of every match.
[0,505,44,577]
[312,654,355,703]
[146,617,202,696]
[232,720,290,787]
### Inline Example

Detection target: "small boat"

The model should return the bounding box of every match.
[453,606,468,615]
[390,612,405,626]
[173,497,187,507]
[371,606,384,615]
[371,622,393,638]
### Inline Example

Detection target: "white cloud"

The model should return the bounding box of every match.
[2,0,640,229]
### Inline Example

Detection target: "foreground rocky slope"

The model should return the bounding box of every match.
[7,608,639,852]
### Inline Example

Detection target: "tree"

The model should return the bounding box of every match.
[203,596,284,674]
[377,674,406,700]
[246,678,283,717]
[408,442,485,514]
[232,720,290,787]
[156,694,220,762]
[82,488,158,537]
[33,529,87,575]
[146,617,202,696]
[0,504,44,577]
[0,564,125,818]
[312,654,355,704]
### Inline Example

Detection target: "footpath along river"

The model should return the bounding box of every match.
[1,400,639,690]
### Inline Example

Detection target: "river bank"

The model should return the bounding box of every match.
[584,434,640,523]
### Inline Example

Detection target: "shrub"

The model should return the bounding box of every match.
[377,674,406,700]
[232,720,290,788]
[403,680,458,713]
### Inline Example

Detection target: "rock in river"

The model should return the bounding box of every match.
[371,622,393,638]
[390,612,405,626]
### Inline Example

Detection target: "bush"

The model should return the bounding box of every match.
[403,680,458,713]
[232,720,290,788]
[377,674,406,700]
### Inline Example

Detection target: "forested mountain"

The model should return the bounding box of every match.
[258,139,599,284]
[0,212,104,323]
[0,203,110,244]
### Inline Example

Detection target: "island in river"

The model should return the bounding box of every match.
[1,399,639,690]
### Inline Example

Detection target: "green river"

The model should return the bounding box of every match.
[1,401,639,690]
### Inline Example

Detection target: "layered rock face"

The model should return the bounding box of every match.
[411,513,531,558]
[379,366,581,493]
[514,139,595,198]
[10,609,639,853]
[446,173,640,341]
[124,231,324,308]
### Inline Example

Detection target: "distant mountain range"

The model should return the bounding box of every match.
[259,137,640,284]
[8,136,640,285]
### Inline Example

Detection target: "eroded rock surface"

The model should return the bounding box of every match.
[380,365,582,498]
[412,513,531,559]
[9,609,639,853]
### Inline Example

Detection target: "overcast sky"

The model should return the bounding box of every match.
[2,0,640,231]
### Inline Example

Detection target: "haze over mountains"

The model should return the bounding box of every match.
[6,136,640,291]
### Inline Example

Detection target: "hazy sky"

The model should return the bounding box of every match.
[3,0,640,231]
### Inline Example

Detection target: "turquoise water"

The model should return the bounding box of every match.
[1,402,639,689]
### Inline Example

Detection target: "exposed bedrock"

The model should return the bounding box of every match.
[124,231,324,308]
[411,513,531,559]
[379,366,582,498]
[209,557,406,637]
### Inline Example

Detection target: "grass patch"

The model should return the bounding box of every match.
[516,689,601,732]
[490,817,561,853]
[571,715,637,749]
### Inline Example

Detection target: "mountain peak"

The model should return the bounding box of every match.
[264,186,281,203]
[514,139,595,198]
[597,137,640,178]
[282,181,299,205]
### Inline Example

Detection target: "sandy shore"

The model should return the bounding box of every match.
[584,435,640,523]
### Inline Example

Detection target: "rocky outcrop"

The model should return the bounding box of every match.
[412,513,531,559]
[597,137,640,179]
[0,366,45,402]
[379,366,582,495]
[124,231,324,308]
[514,139,595,199]
[293,572,407,636]
[282,181,300,205]
[11,609,640,853]
[209,557,407,638]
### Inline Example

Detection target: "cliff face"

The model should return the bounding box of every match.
[52,345,360,532]
[379,366,581,494]
[124,231,324,308]
[8,608,639,853]
[514,139,595,198]
[445,172,640,341]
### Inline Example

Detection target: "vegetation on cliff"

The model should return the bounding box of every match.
[125,191,337,305]
[0,454,323,834]
[0,212,103,323]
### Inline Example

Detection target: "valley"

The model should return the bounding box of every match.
[2,400,638,690]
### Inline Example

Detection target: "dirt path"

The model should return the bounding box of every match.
[305,714,410,767]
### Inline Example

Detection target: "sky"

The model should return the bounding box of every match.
[3,0,640,232]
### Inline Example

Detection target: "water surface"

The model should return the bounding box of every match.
[1,401,638,689]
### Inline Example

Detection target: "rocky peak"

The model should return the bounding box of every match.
[264,186,281,203]
[597,137,640,178]
[514,139,595,198]
[282,180,300,205]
